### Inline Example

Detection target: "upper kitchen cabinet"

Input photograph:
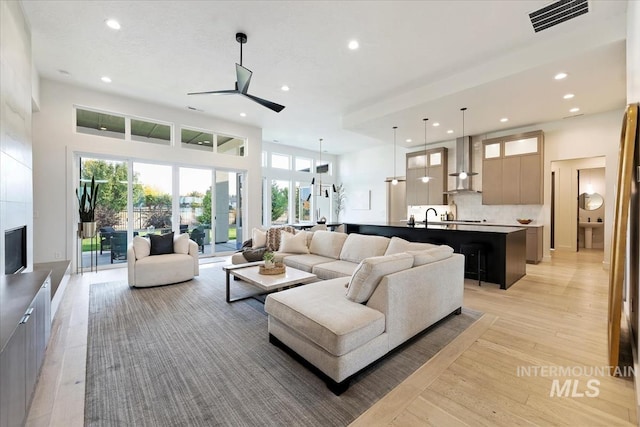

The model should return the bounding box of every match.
[482,131,544,205]
[406,147,448,205]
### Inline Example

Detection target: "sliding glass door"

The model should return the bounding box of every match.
[76,156,243,269]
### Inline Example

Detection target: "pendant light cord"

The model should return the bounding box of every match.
[461,107,467,171]
[423,118,428,177]
[393,126,398,178]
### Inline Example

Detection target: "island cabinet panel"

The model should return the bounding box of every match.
[482,130,543,205]
[344,222,526,289]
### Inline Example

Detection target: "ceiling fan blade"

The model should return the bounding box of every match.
[235,64,252,94]
[243,93,285,113]
[187,89,238,95]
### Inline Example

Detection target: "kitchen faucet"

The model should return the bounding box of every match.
[425,208,438,224]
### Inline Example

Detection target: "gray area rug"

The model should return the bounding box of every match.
[85,269,482,426]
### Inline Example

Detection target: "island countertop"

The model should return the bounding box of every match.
[344,222,527,289]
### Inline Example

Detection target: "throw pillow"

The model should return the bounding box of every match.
[133,236,151,260]
[408,245,454,266]
[265,226,296,251]
[150,232,174,255]
[279,231,309,254]
[173,232,189,254]
[384,236,438,255]
[252,228,267,249]
[346,253,414,303]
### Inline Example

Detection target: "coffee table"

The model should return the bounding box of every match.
[223,262,317,303]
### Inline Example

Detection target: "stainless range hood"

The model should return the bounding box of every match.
[445,136,481,194]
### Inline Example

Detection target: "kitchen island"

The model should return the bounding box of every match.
[344,222,526,289]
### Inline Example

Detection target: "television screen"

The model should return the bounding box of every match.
[5,226,27,274]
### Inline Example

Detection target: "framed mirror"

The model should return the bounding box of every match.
[578,192,604,211]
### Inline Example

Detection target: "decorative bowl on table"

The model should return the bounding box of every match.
[517,219,533,224]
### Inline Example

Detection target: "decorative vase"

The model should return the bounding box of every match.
[79,221,97,238]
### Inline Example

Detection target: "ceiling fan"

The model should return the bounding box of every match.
[188,32,285,113]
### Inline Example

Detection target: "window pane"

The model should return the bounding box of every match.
[181,128,214,152]
[295,158,312,172]
[271,180,290,225]
[76,108,125,139]
[316,161,331,175]
[132,163,173,234]
[180,167,212,256]
[295,182,312,223]
[131,119,171,145]
[217,134,245,156]
[429,152,441,166]
[272,153,290,170]
[79,157,128,267]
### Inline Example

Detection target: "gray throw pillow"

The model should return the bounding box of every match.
[150,232,174,255]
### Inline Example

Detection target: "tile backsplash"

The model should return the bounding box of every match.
[408,192,544,225]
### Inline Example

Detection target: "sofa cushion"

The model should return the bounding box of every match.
[265,278,385,356]
[283,254,335,273]
[408,245,454,266]
[346,253,414,303]
[339,234,390,263]
[312,260,359,280]
[133,253,195,287]
[384,236,439,255]
[309,230,348,259]
[252,228,267,249]
[266,226,297,251]
[150,232,174,255]
[279,231,309,254]
[173,232,190,254]
[133,236,151,260]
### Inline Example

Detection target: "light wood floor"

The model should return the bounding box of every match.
[353,249,638,426]
[26,250,637,426]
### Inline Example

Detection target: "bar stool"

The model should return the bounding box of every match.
[459,243,487,286]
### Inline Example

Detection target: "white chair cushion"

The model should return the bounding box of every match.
[346,253,414,303]
[252,228,267,249]
[408,245,454,266]
[133,236,150,260]
[173,232,189,254]
[309,230,348,259]
[384,236,439,255]
[339,234,390,263]
[279,230,309,254]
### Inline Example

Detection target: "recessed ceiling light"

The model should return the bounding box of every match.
[406,139,412,143]
[447,130,453,134]
[348,40,359,50]
[240,112,246,117]
[432,122,440,127]
[281,85,290,91]
[500,117,509,122]
[101,76,112,83]
[105,19,121,30]
[570,107,580,113]
[563,93,575,99]
[554,72,568,80]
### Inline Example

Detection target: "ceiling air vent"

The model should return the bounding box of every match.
[529,0,589,33]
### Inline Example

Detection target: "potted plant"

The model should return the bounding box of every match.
[76,176,100,238]
[263,251,275,269]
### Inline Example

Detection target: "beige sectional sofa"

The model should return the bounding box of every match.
[254,230,464,394]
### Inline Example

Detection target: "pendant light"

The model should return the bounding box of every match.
[306,138,335,201]
[419,118,432,183]
[385,126,405,185]
[449,107,477,180]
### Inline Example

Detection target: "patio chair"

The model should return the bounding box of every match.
[99,226,116,254]
[190,228,205,253]
[110,231,128,263]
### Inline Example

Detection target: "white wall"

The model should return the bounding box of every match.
[32,79,262,264]
[1,0,33,274]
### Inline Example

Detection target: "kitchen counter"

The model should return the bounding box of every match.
[437,220,542,228]
[344,222,526,289]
